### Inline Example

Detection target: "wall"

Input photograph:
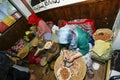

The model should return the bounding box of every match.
[0,17,29,50]
[37,0,120,29]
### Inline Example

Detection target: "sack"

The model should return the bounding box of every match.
[91,47,113,62]
[0,51,13,80]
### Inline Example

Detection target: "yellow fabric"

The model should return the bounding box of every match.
[93,40,110,56]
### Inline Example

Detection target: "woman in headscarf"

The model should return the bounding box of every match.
[28,13,52,40]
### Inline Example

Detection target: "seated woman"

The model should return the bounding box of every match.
[28,13,52,41]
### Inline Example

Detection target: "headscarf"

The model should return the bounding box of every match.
[28,13,42,26]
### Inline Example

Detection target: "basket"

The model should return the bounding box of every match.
[54,50,86,80]
[17,46,29,59]
[93,28,113,41]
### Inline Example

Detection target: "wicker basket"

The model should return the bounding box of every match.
[54,50,86,80]
[93,28,113,41]
[17,46,29,59]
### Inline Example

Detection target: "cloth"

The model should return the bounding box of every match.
[58,25,72,44]
[6,67,30,80]
[83,52,92,69]
[12,65,29,72]
[51,25,59,33]
[93,40,110,56]
[43,33,52,41]
[91,47,113,62]
[0,51,13,80]
[51,33,58,43]
[37,19,52,33]
[74,27,90,55]
[0,51,30,80]
[28,13,42,26]
[68,35,77,51]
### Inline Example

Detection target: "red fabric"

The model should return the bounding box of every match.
[29,53,36,64]
[28,53,41,64]
[68,19,96,34]
[58,20,67,28]
[28,13,42,26]
[62,21,67,26]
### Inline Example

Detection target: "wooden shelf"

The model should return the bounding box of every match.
[0,16,29,50]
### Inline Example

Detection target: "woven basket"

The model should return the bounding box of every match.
[17,46,29,59]
[93,28,113,41]
[54,50,86,80]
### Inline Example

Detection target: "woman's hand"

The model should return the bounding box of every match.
[62,49,82,63]
[63,50,74,62]
[64,52,82,62]
[65,56,75,62]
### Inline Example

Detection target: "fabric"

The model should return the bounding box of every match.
[58,25,72,44]
[67,19,96,35]
[12,65,29,72]
[91,47,113,62]
[0,51,30,80]
[51,25,59,33]
[74,27,90,55]
[93,40,110,56]
[51,33,58,43]
[29,53,41,64]
[37,19,52,33]
[0,51,13,80]
[28,13,42,26]
[83,53,92,69]
[43,33,52,41]
[6,67,30,80]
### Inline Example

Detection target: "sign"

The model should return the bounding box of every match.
[26,0,86,13]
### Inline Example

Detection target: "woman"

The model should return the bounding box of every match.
[28,13,52,41]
